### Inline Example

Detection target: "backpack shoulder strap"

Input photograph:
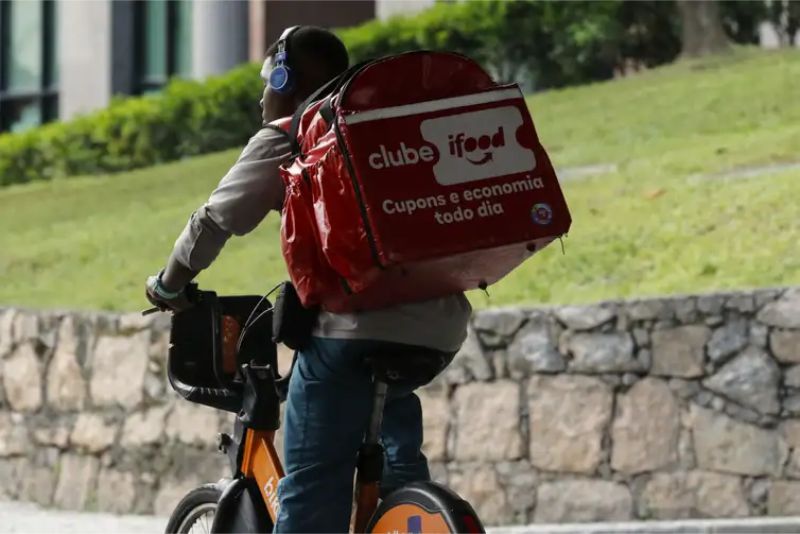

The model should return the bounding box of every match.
[285,75,340,159]
[318,60,371,124]
[286,61,372,160]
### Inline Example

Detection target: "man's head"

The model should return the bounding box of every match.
[260,26,349,124]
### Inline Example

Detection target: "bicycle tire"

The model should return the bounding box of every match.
[164,483,222,534]
[366,481,485,533]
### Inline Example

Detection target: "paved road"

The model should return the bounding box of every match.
[3,500,800,533]
[0,501,167,533]
[495,517,800,534]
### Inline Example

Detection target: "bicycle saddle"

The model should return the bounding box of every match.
[366,347,454,385]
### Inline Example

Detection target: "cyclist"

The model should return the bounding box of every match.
[145,26,470,533]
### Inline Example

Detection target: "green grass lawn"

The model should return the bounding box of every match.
[2,48,799,312]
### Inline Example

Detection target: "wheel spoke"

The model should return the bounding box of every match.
[177,503,216,534]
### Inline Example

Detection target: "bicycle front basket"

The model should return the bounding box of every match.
[167,292,276,412]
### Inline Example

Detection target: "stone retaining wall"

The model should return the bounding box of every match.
[2,287,800,525]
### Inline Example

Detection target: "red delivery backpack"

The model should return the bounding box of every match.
[278,51,571,313]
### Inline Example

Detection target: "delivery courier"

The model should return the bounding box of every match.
[278,51,571,312]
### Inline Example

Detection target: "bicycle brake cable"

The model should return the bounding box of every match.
[241,282,283,332]
[237,282,283,357]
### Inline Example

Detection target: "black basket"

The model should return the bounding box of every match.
[167,291,276,412]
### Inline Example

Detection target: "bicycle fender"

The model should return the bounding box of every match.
[210,477,272,533]
[367,481,485,533]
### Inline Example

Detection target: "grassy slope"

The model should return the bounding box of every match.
[1,48,799,312]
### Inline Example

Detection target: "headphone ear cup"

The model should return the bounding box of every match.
[269,65,294,94]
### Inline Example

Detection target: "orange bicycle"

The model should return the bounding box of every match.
[156,286,484,533]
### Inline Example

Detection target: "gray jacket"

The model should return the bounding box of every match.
[171,128,471,353]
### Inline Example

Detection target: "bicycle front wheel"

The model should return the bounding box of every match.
[164,484,222,534]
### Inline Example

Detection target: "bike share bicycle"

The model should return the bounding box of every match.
[153,283,484,533]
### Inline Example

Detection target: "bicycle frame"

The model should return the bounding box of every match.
[219,374,388,533]
[239,430,283,522]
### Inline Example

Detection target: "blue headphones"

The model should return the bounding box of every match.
[269,26,301,94]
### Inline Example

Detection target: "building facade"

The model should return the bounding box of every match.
[0,0,395,133]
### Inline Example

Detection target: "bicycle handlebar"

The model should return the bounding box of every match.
[141,283,200,316]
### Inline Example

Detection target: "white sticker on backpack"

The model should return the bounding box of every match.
[420,106,536,185]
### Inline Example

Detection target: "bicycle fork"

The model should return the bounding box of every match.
[352,379,389,533]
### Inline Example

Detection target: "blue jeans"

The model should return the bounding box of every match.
[273,337,435,533]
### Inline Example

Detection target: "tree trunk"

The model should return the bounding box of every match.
[677,0,731,57]
[773,0,800,47]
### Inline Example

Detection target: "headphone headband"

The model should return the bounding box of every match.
[276,26,301,62]
[279,25,301,43]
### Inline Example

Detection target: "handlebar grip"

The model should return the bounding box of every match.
[141,282,202,316]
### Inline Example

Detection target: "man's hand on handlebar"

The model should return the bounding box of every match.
[145,272,193,313]
[144,256,201,314]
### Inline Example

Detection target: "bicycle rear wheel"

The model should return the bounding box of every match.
[164,484,222,534]
[366,481,484,533]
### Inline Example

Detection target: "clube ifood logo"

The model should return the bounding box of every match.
[367,106,536,185]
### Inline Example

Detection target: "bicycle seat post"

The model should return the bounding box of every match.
[365,378,388,445]
[353,376,389,532]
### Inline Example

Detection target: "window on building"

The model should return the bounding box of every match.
[135,0,193,93]
[0,0,58,133]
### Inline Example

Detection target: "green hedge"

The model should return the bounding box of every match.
[0,63,263,186]
[0,0,671,188]
[338,0,777,91]
[337,1,683,90]
[0,0,772,187]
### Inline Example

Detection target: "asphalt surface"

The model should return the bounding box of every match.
[3,500,800,534]
[0,501,168,533]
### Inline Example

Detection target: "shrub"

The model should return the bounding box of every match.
[0,0,773,186]
[337,0,770,90]
[0,63,262,186]
[336,1,668,90]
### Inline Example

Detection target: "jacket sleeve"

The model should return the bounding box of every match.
[170,128,291,271]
